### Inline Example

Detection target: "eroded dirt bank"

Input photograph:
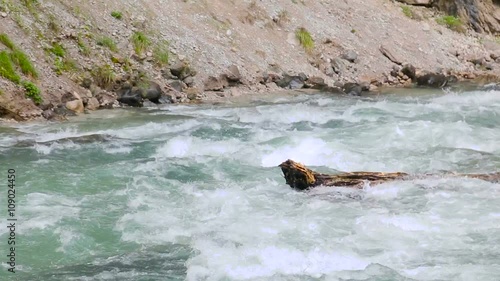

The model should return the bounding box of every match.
[0,0,499,121]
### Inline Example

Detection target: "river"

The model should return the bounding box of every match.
[0,88,499,281]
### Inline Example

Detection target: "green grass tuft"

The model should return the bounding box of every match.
[295,27,314,53]
[96,36,118,52]
[10,49,38,78]
[0,33,16,50]
[111,11,123,20]
[436,15,464,32]
[0,51,21,84]
[54,57,78,75]
[92,64,115,88]
[401,5,413,19]
[49,43,66,57]
[131,31,151,55]
[77,37,91,56]
[22,80,42,104]
[153,41,169,66]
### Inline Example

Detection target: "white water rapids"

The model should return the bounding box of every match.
[0,89,499,281]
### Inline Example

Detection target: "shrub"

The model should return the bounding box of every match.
[0,33,16,50]
[92,64,115,88]
[436,15,464,32]
[0,51,21,84]
[131,31,151,55]
[111,11,122,20]
[10,49,38,78]
[49,43,66,57]
[22,80,42,104]
[295,27,314,53]
[96,36,118,52]
[153,42,169,66]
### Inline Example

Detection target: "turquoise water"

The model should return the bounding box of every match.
[0,89,499,281]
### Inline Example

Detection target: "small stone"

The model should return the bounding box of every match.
[1,12,8,18]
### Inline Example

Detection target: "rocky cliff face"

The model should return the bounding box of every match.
[435,0,500,33]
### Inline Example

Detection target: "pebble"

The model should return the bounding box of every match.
[1,12,7,18]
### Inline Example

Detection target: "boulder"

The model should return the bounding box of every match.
[225,64,242,83]
[342,82,363,96]
[401,64,417,80]
[331,57,347,74]
[304,76,327,89]
[204,75,228,91]
[86,97,100,111]
[416,72,448,88]
[276,74,305,89]
[117,87,143,107]
[65,100,84,114]
[95,91,117,109]
[169,80,185,92]
[142,81,163,103]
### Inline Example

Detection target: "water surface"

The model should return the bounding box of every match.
[0,89,499,280]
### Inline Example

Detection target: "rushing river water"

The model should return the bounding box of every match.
[0,88,499,281]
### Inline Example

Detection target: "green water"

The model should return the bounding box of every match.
[0,89,499,281]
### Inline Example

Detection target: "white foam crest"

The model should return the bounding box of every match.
[20,193,80,233]
[34,142,81,155]
[431,90,500,107]
[186,241,369,280]
[154,136,244,159]
[54,227,81,253]
[260,137,363,171]
[108,119,202,139]
[236,104,340,124]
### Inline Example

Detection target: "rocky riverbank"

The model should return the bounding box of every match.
[0,0,499,121]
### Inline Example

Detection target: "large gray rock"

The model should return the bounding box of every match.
[276,74,305,89]
[117,88,143,107]
[416,72,449,88]
[342,83,363,96]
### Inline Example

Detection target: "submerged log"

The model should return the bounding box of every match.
[279,159,500,190]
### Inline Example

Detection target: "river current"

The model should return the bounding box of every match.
[0,89,499,281]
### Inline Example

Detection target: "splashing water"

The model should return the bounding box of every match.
[0,89,499,281]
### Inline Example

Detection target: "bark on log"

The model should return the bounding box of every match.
[279,159,500,190]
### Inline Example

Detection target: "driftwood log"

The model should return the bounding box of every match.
[279,159,500,190]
